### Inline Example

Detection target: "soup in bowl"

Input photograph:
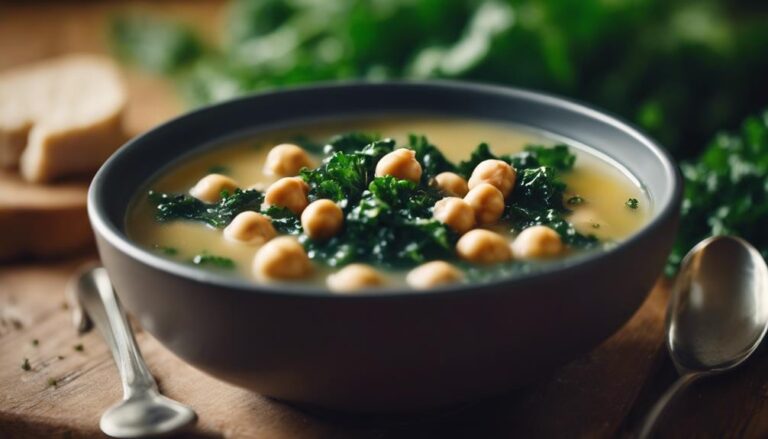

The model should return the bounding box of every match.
[89,82,681,412]
[127,117,650,291]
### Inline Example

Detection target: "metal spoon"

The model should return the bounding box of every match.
[638,236,768,438]
[73,266,197,438]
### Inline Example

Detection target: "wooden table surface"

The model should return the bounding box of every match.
[2,2,768,438]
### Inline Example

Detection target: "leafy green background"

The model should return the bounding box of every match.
[112,0,768,272]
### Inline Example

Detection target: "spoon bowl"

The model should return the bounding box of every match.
[101,394,197,438]
[668,235,768,374]
[639,236,768,437]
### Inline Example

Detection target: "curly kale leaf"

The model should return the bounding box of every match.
[323,132,382,155]
[300,139,395,205]
[512,167,567,211]
[457,143,505,177]
[262,206,302,234]
[149,188,264,228]
[191,252,236,269]
[669,110,768,274]
[304,176,456,267]
[506,166,596,247]
[457,142,575,178]
[522,144,576,172]
[407,134,458,182]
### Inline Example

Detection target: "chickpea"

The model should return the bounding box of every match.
[433,197,475,235]
[264,177,309,215]
[264,143,315,177]
[374,148,422,183]
[456,229,512,264]
[434,172,469,197]
[223,211,276,245]
[406,261,464,290]
[568,206,603,232]
[189,174,239,203]
[463,183,505,226]
[327,264,385,293]
[253,236,312,280]
[511,225,564,259]
[468,159,516,198]
[301,199,344,240]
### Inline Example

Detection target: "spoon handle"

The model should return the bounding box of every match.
[638,372,700,438]
[76,267,158,399]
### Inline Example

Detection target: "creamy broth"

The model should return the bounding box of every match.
[127,116,649,288]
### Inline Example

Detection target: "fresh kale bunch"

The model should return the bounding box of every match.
[668,110,768,274]
[109,0,768,159]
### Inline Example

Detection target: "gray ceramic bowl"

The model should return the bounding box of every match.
[89,81,681,413]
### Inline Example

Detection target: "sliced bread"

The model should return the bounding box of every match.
[0,54,126,183]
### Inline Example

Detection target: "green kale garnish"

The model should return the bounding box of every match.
[408,134,458,182]
[626,198,639,209]
[522,145,576,172]
[323,132,381,155]
[300,139,395,205]
[305,176,455,267]
[191,253,236,269]
[456,142,574,178]
[148,134,597,276]
[262,206,302,234]
[153,245,178,256]
[504,151,597,247]
[457,143,505,177]
[149,188,264,228]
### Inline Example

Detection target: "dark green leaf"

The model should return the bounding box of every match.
[149,188,264,228]
[191,253,236,269]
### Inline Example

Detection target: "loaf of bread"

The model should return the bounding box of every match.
[0,54,126,183]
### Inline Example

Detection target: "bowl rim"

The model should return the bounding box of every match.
[88,79,682,299]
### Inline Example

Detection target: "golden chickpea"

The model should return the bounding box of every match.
[264,143,315,177]
[374,148,422,183]
[406,261,464,289]
[468,159,516,198]
[264,177,309,215]
[327,264,386,293]
[253,236,312,280]
[456,229,512,264]
[568,206,602,232]
[433,197,475,235]
[223,211,276,245]
[301,199,344,240]
[511,225,564,259]
[434,172,469,197]
[189,174,239,203]
[463,183,505,226]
